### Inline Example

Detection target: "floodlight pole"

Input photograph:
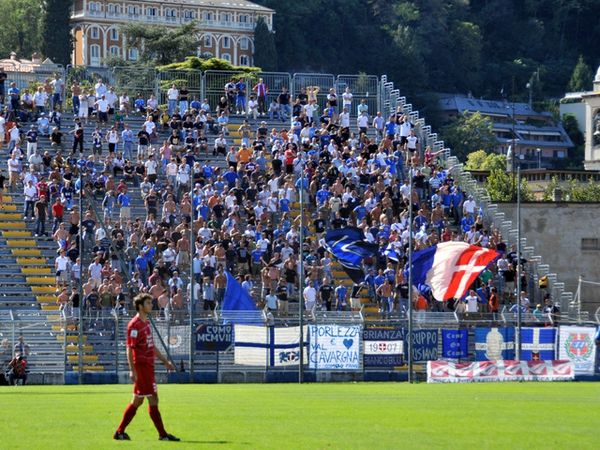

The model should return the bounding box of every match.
[189,183,195,382]
[516,166,522,360]
[407,165,414,383]
[78,169,84,385]
[299,154,305,384]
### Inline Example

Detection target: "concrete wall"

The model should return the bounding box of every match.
[498,202,600,313]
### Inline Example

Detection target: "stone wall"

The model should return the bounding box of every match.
[498,202,600,313]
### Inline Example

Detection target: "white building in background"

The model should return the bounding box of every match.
[560,66,600,170]
[70,0,274,67]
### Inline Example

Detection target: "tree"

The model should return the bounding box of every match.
[253,17,277,71]
[567,55,593,92]
[0,0,44,59]
[40,0,72,65]
[121,22,199,66]
[441,112,498,162]
[485,169,532,202]
[465,150,506,172]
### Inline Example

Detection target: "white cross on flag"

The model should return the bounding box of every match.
[411,242,499,301]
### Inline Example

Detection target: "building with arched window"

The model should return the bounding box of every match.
[71,0,274,67]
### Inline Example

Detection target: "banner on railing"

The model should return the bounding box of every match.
[521,327,556,361]
[475,327,515,361]
[195,324,233,351]
[309,325,361,370]
[154,324,190,357]
[427,360,575,383]
[441,329,468,359]
[410,329,438,362]
[363,328,403,368]
[234,325,307,367]
[558,326,597,374]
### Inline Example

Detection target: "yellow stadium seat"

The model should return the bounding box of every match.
[11,249,42,256]
[3,230,32,238]
[41,304,60,311]
[7,240,36,247]
[67,355,99,363]
[0,213,21,219]
[2,222,26,229]
[32,286,57,293]
[26,276,56,284]
[17,257,46,265]
[22,267,52,275]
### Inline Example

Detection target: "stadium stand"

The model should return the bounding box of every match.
[0,70,575,378]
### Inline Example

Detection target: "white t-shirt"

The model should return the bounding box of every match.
[0,116,5,134]
[303,286,317,305]
[96,99,109,113]
[34,92,48,107]
[342,92,353,106]
[167,88,179,101]
[145,160,158,175]
[55,255,70,271]
[407,135,418,150]
[144,120,156,135]
[88,262,102,280]
[339,112,350,128]
[466,295,478,313]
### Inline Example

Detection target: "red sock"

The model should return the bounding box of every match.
[117,403,138,433]
[149,405,167,437]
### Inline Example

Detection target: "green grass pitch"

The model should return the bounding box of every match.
[1,382,597,449]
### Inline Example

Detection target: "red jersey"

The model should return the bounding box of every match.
[126,315,155,366]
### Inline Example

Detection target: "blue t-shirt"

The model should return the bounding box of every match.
[353,205,367,221]
[223,171,238,186]
[316,189,331,205]
[279,198,290,212]
[335,285,347,300]
[251,249,263,263]
[117,193,130,207]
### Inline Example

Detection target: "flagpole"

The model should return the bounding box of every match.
[189,184,195,382]
[407,164,414,383]
[516,165,522,360]
[298,154,305,384]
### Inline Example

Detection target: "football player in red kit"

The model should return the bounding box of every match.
[114,293,179,441]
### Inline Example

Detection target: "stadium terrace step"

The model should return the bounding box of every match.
[1,222,26,229]
[59,335,87,343]
[0,212,21,220]
[11,249,42,257]
[67,355,99,363]
[26,276,56,284]
[3,231,33,238]
[7,240,37,247]
[17,257,48,265]
[37,295,57,303]
[0,206,18,213]
[69,365,105,372]
[65,344,93,352]
[41,304,60,311]
[32,286,57,294]
[53,324,79,332]
[22,267,52,275]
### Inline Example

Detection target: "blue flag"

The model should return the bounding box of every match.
[475,327,515,361]
[441,329,468,359]
[521,327,556,361]
[383,243,400,262]
[221,271,263,324]
[324,227,379,284]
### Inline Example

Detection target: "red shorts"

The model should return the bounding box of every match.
[133,364,157,397]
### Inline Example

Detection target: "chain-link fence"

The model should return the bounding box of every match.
[2,307,596,384]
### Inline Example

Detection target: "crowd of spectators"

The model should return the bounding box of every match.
[1,72,556,326]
